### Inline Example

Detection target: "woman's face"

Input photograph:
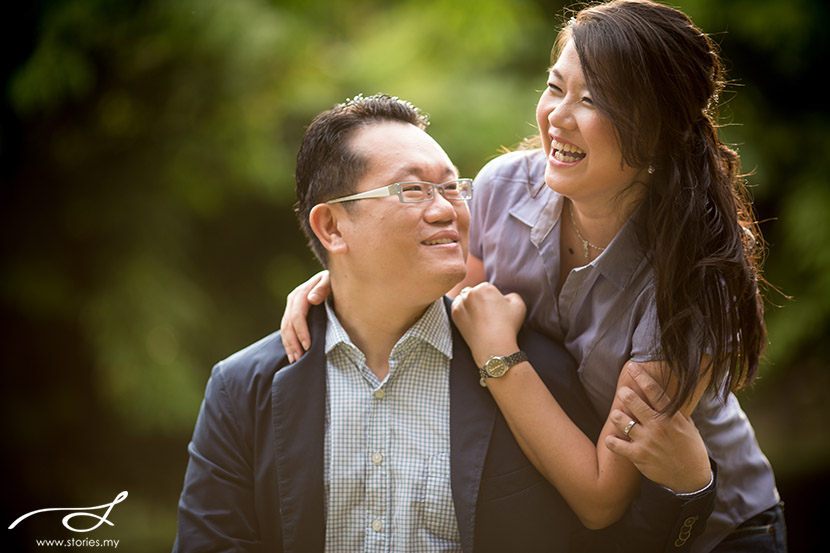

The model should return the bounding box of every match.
[536,38,644,211]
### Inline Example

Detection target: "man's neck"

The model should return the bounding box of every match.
[329,279,437,380]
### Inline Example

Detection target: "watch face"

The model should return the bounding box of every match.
[485,358,507,377]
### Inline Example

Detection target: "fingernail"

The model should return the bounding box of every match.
[308,292,319,302]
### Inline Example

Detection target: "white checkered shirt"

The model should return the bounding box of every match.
[323,299,462,553]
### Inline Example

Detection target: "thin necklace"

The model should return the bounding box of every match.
[568,201,606,259]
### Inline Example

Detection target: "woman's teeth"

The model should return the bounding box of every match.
[552,140,586,163]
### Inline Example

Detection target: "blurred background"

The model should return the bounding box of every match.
[1,0,827,550]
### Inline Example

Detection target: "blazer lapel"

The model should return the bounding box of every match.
[271,305,328,553]
[446,297,498,553]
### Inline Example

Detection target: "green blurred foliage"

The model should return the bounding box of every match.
[1,0,827,550]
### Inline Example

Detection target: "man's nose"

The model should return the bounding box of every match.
[424,187,457,220]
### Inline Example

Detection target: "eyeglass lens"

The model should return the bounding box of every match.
[400,180,470,202]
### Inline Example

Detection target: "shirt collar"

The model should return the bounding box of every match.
[507,150,560,246]
[324,298,453,360]
[521,149,551,200]
[324,299,355,356]
[591,206,648,290]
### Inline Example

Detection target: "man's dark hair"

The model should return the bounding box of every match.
[295,93,429,265]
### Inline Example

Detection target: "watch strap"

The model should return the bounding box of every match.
[502,350,528,367]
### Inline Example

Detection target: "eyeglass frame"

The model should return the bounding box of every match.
[325,178,473,204]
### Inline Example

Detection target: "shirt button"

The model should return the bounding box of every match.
[371,451,383,465]
[373,388,385,399]
[372,518,383,532]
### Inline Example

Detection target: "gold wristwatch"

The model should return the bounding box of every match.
[479,351,528,387]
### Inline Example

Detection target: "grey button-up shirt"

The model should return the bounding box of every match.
[469,149,779,553]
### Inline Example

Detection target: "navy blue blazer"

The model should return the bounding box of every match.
[174,299,715,552]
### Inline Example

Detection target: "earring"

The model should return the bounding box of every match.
[647,163,655,175]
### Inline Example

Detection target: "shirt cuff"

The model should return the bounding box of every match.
[664,469,714,498]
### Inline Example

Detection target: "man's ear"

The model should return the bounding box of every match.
[309,203,349,256]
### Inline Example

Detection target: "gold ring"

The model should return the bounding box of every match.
[623,420,637,437]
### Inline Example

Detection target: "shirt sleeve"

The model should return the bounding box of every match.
[572,460,719,553]
[629,286,663,363]
[468,154,502,262]
[629,282,718,365]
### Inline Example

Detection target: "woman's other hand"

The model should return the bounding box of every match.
[280,270,331,363]
[605,363,712,494]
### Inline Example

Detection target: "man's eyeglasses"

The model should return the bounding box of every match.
[326,178,473,204]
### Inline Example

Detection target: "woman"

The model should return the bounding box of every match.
[281,1,784,551]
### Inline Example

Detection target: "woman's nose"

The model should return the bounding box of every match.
[548,98,575,129]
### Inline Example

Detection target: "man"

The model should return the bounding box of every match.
[174,94,715,552]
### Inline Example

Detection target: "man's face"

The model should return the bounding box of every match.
[334,121,469,301]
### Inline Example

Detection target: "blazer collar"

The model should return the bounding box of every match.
[271,299,497,553]
[271,304,329,553]
[445,296,498,553]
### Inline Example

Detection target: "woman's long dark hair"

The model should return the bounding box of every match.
[563,0,766,413]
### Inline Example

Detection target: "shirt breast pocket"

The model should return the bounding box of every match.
[419,451,460,542]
